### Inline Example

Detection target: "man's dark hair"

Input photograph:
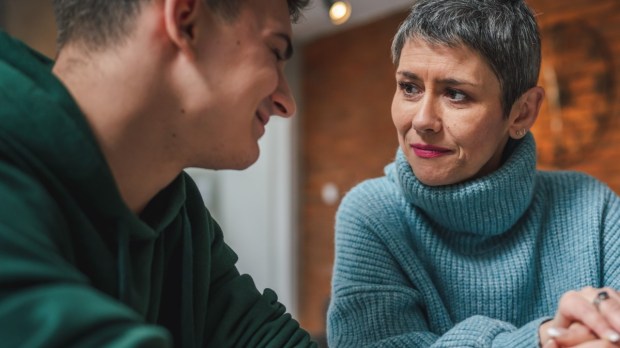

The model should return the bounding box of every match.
[206,0,309,22]
[53,0,310,50]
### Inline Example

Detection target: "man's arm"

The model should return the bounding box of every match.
[0,161,172,347]
[184,174,316,347]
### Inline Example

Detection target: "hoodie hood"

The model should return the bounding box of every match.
[0,31,195,343]
[0,30,184,240]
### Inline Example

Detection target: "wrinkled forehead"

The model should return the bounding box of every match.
[400,37,482,66]
[405,35,499,79]
[405,40,465,63]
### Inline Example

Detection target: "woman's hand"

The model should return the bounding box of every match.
[541,322,598,347]
[540,287,620,347]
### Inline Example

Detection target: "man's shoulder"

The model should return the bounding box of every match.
[0,159,55,213]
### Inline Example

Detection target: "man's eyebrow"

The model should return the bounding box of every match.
[275,33,293,60]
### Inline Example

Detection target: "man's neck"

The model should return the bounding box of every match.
[52,45,183,214]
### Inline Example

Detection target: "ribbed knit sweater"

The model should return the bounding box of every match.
[327,133,620,347]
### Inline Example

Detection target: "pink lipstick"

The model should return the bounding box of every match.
[411,143,452,159]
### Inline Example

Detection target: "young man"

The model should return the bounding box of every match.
[0,0,315,346]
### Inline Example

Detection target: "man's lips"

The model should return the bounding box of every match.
[256,111,269,126]
[411,143,452,159]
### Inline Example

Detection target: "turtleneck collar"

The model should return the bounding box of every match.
[388,133,537,235]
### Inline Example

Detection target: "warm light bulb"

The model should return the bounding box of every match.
[329,1,351,25]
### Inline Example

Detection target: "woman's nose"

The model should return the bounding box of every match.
[412,96,441,133]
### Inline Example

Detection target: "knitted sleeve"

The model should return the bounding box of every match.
[327,180,545,347]
[601,186,620,286]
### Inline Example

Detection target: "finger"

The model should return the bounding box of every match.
[542,339,557,348]
[596,289,620,334]
[567,339,619,348]
[549,323,597,347]
[552,290,620,343]
[552,290,599,328]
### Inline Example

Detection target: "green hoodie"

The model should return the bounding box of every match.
[0,31,315,348]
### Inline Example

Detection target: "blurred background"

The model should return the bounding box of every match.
[2,0,620,345]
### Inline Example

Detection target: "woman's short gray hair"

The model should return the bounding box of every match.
[391,0,541,117]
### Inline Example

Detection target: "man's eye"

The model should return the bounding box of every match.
[272,49,283,61]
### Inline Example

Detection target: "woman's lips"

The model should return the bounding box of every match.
[411,143,452,159]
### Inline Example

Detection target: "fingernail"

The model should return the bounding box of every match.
[604,330,620,342]
[547,327,567,338]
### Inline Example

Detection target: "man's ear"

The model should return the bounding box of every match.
[508,86,545,139]
[164,0,200,56]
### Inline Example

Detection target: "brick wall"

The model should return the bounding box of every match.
[528,0,620,186]
[299,11,408,337]
[299,0,620,339]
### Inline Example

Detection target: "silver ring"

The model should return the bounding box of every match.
[593,291,610,310]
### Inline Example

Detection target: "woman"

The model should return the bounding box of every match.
[327,0,620,347]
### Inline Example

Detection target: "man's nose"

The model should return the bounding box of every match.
[270,70,296,118]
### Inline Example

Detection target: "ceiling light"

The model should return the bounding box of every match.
[324,0,352,25]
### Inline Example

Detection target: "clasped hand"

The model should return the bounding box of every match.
[540,287,620,347]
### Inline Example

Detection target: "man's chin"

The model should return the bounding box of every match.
[191,147,261,171]
[222,150,260,171]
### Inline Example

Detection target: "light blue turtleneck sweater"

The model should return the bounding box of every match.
[327,134,620,347]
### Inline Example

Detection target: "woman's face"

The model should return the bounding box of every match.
[392,38,513,186]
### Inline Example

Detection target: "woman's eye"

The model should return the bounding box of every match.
[446,88,468,102]
[398,82,420,96]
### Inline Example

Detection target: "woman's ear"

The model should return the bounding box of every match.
[164,0,200,57]
[508,86,545,139]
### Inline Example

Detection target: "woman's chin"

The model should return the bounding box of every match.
[414,170,469,187]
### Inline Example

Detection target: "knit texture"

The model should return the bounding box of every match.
[327,133,620,347]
